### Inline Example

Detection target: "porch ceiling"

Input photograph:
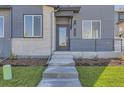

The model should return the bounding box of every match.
[55,6,80,17]
[55,11,74,17]
[59,7,80,12]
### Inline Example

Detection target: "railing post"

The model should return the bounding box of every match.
[113,39,114,51]
[121,39,123,52]
[95,39,96,51]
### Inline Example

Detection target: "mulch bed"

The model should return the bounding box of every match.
[0,58,48,66]
[1,58,124,66]
[75,58,124,66]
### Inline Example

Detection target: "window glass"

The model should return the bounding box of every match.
[34,16,41,36]
[59,27,67,46]
[82,20,92,39]
[92,21,100,39]
[119,13,124,21]
[24,15,42,37]
[24,16,32,37]
[82,20,101,39]
[0,17,4,37]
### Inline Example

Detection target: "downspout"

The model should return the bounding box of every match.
[10,7,12,57]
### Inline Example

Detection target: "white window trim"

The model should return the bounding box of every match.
[24,15,42,37]
[82,20,101,39]
[0,16,4,38]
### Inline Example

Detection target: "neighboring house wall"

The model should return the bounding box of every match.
[70,5,114,51]
[12,6,54,56]
[0,9,11,57]
[118,22,124,37]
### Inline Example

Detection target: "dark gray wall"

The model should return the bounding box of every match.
[12,5,43,38]
[70,5,115,51]
[0,9,11,57]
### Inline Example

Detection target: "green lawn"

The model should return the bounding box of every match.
[0,66,45,87]
[77,66,124,87]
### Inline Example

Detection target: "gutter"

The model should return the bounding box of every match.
[0,5,11,9]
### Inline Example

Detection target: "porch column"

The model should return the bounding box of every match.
[51,11,56,52]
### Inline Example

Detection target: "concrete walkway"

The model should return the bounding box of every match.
[37,54,81,87]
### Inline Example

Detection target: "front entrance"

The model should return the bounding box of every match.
[56,25,70,51]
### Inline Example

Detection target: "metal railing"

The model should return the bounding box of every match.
[70,38,123,52]
[114,38,123,52]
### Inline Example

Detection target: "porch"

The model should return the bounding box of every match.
[52,38,123,58]
[54,6,121,53]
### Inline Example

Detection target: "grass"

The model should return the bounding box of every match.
[77,66,124,87]
[0,66,45,87]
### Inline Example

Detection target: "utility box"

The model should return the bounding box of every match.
[3,65,12,80]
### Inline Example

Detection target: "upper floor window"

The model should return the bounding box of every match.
[118,12,124,21]
[0,16,4,38]
[82,20,101,39]
[24,15,42,37]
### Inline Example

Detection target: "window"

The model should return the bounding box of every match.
[24,15,42,37]
[82,20,101,39]
[118,12,124,21]
[0,16,4,38]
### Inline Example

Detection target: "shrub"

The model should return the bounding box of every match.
[9,53,17,60]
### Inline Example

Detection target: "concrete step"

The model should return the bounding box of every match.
[43,66,78,79]
[49,59,75,66]
[37,79,82,87]
[52,54,73,59]
[37,54,81,87]
[53,51,72,55]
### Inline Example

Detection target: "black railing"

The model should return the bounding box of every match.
[70,38,123,52]
[114,38,123,52]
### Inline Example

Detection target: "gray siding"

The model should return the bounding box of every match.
[0,9,11,57]
[70,5,115,51]
[71,5,114,39]
[70,39,95,51]
[96,39,114,51]
[12,5,43,38]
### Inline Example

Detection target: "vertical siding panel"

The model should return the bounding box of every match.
[0,9,11,57]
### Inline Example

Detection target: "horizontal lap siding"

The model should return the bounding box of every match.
[12,38,51,56]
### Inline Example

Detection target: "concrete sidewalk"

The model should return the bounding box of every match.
[37,54,81,87]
